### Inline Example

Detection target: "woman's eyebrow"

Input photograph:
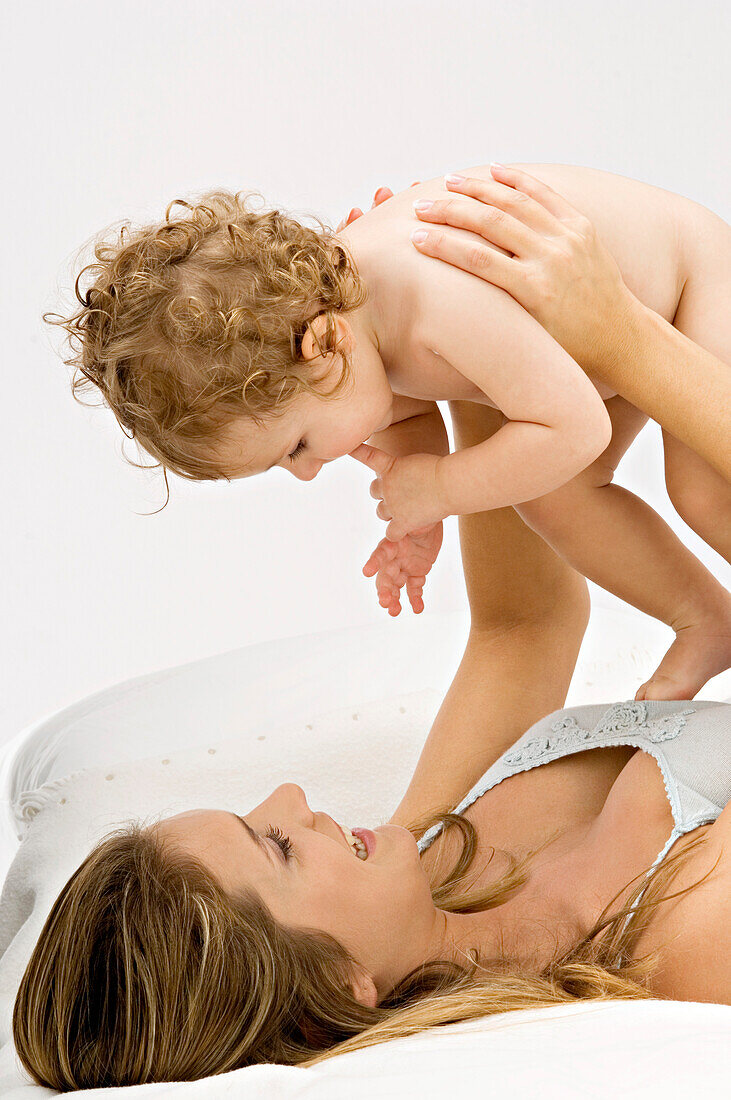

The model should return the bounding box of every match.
[233,813,276,866]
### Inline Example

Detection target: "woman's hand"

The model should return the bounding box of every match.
[363,523,443,616]
[410,164,635,373]
[335,182,421,232]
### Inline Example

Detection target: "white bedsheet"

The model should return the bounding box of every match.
[1,998,729,1098]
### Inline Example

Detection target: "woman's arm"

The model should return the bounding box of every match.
[389,401,590,827]
[410,165,731,482]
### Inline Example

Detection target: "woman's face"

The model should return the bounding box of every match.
[153,784,446,1003]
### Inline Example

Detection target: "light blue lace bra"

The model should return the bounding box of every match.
[417,699,729,931]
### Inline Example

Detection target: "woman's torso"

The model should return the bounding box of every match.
[412,700,730,1003]
[340,162,710,405]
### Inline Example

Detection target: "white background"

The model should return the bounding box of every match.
[2,0,729,746]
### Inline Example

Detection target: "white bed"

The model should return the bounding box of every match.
[1,605,729,1097]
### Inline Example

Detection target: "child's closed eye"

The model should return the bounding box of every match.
[288,439,306,461]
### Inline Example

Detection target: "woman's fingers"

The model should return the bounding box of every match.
[442,173,562,236]
[372,187,394,207]
[487,163,581,224]
[411,225,519,294]
[413,195,535,257]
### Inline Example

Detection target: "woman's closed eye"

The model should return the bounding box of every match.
[288,439,306,462]
[266,824,294,860]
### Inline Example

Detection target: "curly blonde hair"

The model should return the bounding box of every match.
[44,189,367,496]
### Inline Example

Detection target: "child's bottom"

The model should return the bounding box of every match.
[515,220,731,700]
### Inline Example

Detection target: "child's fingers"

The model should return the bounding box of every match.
[362,539,398,576]
[385,519,408,541]
[376,578,402,616]
[349,443,394,475]
[406,576,425,614]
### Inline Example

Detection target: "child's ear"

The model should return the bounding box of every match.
[301,314,353,362]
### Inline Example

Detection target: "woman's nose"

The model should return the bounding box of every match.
[276,783,312,817]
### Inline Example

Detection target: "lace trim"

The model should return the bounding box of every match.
[503,702,695,768]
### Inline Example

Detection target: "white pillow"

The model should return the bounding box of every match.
[4,602,728,854]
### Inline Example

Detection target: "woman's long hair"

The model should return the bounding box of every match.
[12,805,716,1091]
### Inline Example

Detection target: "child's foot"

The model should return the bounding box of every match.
[635,608,731,701]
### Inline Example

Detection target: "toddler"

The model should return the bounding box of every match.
[54,163,731,701]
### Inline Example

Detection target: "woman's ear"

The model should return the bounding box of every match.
[349,967,378,1008]
[300,314,353,363]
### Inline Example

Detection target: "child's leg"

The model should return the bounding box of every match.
[662,432,731,562]
[662,212,731,564]
[514,395,731,701]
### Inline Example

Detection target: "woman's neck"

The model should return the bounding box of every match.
[427,829,597,979]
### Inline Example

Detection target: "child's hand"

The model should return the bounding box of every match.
[363,523,443,616]
[349,444,449,542]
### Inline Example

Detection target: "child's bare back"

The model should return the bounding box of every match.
[340,162,712,401]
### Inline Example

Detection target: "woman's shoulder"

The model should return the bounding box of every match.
[633,807,730,1002]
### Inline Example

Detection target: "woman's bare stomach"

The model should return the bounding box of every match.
[416,741,729,1002]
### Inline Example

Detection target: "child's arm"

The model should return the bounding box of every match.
[361,400,450,616]
[418,257,613,514]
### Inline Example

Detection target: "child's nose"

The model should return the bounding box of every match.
[295,461,324,481]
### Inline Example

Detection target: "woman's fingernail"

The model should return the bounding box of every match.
[444,174,465,185]
[412,200,433,212]
[411,229,429,244]
[490,162,506,170]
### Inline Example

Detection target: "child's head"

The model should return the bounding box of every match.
[48,190,390,489]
